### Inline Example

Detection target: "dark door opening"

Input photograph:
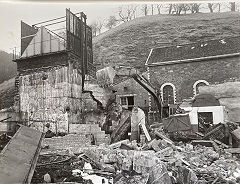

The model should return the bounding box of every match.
[198,112,213,133]
[127,96,134,110]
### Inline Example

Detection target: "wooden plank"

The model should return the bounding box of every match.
[225,148,240,154]
[140,123,151,142]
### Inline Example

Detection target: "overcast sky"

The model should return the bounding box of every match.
[0,1,131,53]
[0,1,236,53]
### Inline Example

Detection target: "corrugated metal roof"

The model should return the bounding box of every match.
[147,36,240,65]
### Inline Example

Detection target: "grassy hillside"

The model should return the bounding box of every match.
[0,78,15,110]
[0,51,17,84]
[93,12,240,71]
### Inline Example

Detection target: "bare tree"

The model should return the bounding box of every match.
[230,2,236,11]
[151,4,154,15]
[208,3,214,13]
[156,4,163,14]
[216,3,221,12]
[208,3,220,13]
[142,4,148,16]
[189,3,201,13]
[97,20,104,34]
[172,4,189,14]
[182,4,190,14]
[90,22,98,37]
[132,5,138,19]
[117,6,135,22]
[106,16,118,30]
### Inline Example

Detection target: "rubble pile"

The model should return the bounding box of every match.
[36,135,240,184]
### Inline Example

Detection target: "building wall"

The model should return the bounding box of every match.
[186,106,224,125]
[148,56,240,105]
[114,78,149,112]
[15,51,112,133]
[16,52,92,133]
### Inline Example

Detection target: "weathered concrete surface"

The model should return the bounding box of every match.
[19,66,83,133]
[0,126,44,184]
[84,82,112,108]
[199,82,240,122]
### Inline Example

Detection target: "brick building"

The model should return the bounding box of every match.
[114,77,149,113]
[146,36,240,113]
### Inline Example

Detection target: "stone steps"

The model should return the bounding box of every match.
[69,124,102,133]
[43,124,111,150]
[43,134,92,150]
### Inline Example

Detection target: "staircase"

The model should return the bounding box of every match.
[69,123,110,145]
[43,124,110,152]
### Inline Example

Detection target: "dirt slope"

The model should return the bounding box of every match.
[0,78,15,110]
[93,12,240,71]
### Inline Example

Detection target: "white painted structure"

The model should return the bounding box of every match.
[183,106,224,125]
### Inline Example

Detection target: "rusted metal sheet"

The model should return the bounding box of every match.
[0,126,44,184]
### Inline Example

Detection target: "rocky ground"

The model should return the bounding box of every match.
[34,127,240,184]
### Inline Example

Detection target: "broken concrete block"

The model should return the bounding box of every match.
[114,173,149,184]
[191,140,214,147]
[109,139,130,149]
[83,162,93,174]
[101,163,116,173]
[120,143,134,150]
[132,151,159,174]
[177,166,198,184]
[148,161,172,184]
[150,139,161,152]
[101,151,118,164]
[116,150,134,171]
[156,147,174,157]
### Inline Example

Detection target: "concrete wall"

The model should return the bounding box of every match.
[199,82,240,122]
[18,65,83,133]
[16,51,112,133]
[148,56,240,105]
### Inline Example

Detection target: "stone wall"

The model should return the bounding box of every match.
[18,64,84,133]
[148,56,240,105]
[199,82,240,122]
[16,51,112,133]
[114,78,149,112]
